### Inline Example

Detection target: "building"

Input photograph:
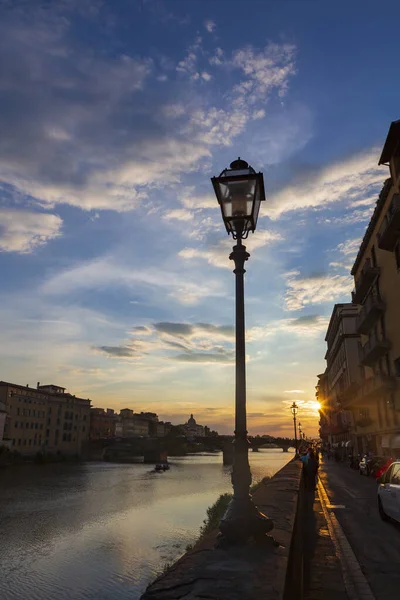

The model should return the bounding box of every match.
[348,119,400,455]
[0,401,8,445]
[115,410,151,438]
[90,408,116,440]
[318,304,362,449]
[0,381,91,456]
[181,414,205,439]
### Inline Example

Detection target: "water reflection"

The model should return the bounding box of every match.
[0,450,292,600]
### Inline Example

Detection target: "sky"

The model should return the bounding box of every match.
[0,0,398,437]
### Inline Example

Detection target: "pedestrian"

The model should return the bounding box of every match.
[305,449,318,490]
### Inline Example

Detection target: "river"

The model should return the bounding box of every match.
[0,450,292,600]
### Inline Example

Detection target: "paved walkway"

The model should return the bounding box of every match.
[303,477,348,600]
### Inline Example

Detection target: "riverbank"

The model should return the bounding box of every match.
[141,461,302,600]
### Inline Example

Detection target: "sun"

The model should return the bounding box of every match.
[308,400,322,413]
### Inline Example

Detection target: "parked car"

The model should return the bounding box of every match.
[359,455,388,477]
[377,461,400,522]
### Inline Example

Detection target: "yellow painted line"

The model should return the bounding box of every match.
[317,478,376,600]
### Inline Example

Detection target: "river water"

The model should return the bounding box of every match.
[0,450,292,600]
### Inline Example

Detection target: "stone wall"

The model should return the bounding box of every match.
[141,459,304,600]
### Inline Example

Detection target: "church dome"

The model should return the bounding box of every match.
[187,413,196,426]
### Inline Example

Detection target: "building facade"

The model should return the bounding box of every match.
[0,381,90,456]
[318,304,362,449]
[181,414,205,439]
[348,120,400,455]
[90,408,116,440]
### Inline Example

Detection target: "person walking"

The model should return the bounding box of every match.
[304,449,318,491]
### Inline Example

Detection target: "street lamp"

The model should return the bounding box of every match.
[298,421,302,442]
[211,158,271,544]
[291,402,298,454]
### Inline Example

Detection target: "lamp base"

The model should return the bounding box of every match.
[218,495,275,546]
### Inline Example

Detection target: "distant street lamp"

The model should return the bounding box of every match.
[291,402,298,454]
[211,158,272,544]
[298,421,302,441]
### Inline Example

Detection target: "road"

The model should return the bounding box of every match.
[314,458,400,600]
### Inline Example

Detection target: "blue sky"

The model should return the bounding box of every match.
[0,0,398,435]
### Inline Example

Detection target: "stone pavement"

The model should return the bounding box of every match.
[303,482,348,600]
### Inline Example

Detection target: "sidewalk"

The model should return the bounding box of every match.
[303,477,348,600]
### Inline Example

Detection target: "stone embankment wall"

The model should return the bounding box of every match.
[141,459,305,600]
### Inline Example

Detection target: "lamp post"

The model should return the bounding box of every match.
[291,402,298,455]
[298,421,302,444]
[211,158,273,544]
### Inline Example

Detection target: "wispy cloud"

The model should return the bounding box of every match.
[0,210,62,253]
[283,271,352,311]
[204,20,216,33]
[267,150,385,218]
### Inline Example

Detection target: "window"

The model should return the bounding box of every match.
[26,422,29,429]
[35,423,38,429]
[46,429,50,437]
[63,433,67,442]
[371,244,377,267]
[28,439,31,446]
[31,423,34,429]
[17,408,20,416]
[23,439,26,446]
[82,426,86,432]
[395,242,400,270]
[390,464,400,485]
[18,439,21,446]
[15,421,18,428]
[395,357,400,377]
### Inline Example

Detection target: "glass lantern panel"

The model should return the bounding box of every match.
[252,181,261,227]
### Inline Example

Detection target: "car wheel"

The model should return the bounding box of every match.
[378,497,389,521]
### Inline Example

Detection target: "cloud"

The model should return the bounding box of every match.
[154,322,234,339]
[284,390,305,394]
[179,230,282,269]
[0,209,62,253]
[96,346,137,358]
[96,320,236,364]
[267,150,385,218]
[283,271,352,311]
[204,20,216,33]
[41,256,226,305]
[171,351,234,363]
[163,209,194,221]
[232,43,296,105]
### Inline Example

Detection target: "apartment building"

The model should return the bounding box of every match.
[90,408,116,440]
[318,304,362,448]
[349,119,400,455]
[0,381,91,456]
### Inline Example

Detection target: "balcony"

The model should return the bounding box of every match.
[352,259,380,305]
[358,374,397,401]
[359,333,391,367]
[356,292,386,334]
[378,194,400,251]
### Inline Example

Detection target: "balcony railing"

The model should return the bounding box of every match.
[352,258,380,305]
[359,333,391,367]
[357,373,397,400]
[378,194,400,251]
[356,291,386,334]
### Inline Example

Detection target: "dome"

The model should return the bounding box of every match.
[187,413,196,426]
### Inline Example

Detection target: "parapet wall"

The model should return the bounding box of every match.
[141,459,304,600]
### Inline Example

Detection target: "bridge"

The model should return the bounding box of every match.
[83,434,297,465]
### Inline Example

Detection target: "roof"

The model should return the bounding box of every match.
[379,120,400,164]
[351,179,392,276]
[38,384,66,390]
